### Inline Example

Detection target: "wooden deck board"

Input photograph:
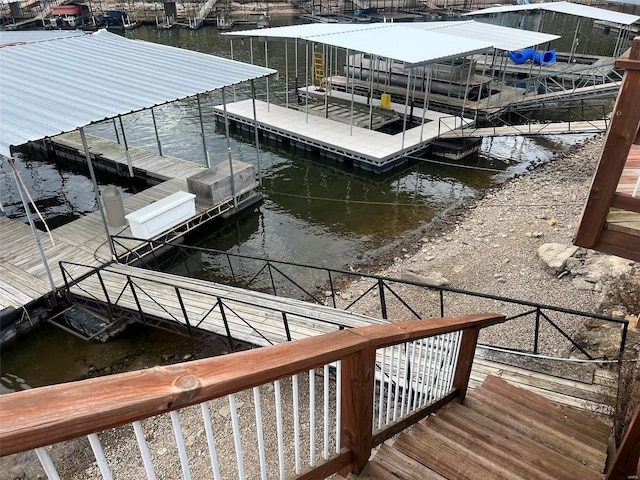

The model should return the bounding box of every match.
[359,376,609,479]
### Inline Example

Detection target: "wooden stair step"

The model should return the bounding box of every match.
[464,393,606,472]
[480,375,610,441]
[440,403,603,480]
[357,460,402,479]
[420,416,558,480]
[394,423,530,480]
[370,443,446,480]
[471,382,607,453]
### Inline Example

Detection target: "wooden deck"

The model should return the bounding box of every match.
[356,375,609,480]
[0,177,247,310]
[51,131,206,183]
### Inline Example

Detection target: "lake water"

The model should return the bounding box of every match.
[0,16,612,392]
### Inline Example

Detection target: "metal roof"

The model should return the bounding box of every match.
[464,1,640,26]
[223,21,556,64]
[405,21,560,51]
[0,29,276,159]
[0,29,86,46]
[301,26,494,66]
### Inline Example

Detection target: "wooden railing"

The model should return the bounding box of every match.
[0,313,504,479]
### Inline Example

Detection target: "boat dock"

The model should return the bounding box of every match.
[1,133,262,312]
[212,94,468,173]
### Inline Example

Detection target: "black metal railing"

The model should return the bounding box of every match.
[108,236,630,360]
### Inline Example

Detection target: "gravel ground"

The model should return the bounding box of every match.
[3,133,638,479]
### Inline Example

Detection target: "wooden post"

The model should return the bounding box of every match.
[339,347,376,476]
[574,37,640,249]
[606,404,640,480]
[451,327,480,403]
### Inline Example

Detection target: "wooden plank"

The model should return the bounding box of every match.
[464,392,606,471]
[371,443,445,480]
[394,423,524,480]
[480,375,610,441]
[445,403,603,480]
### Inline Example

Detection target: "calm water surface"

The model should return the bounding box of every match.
[0,20,604,392]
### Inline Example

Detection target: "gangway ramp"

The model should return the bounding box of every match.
[438,119,609,139]
[62,263,388,346]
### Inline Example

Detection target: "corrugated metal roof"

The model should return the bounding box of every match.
[302,26,494,66]
[0,29,86,46]
[406,21,560,51]
[0,29,276,159]
[224,20,559,56]
[465,1,640,26]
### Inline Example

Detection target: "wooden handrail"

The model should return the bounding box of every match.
[0,313,505,475]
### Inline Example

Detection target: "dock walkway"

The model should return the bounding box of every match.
[438,119,609,138]
[1,132,258,311]
[63,262,616,416]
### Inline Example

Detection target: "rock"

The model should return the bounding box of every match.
[400,271,449,286]
[538,243,579,274]
[572,277,596,291]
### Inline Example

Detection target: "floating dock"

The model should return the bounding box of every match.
[212,93,469,173]
[1,133,262,312]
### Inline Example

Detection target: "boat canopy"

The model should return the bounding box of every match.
[223,20,559,61]
[0,29,277,159]
[226,23,495,68]
[464,1,640,26]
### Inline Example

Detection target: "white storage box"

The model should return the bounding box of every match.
[125,191,196,240]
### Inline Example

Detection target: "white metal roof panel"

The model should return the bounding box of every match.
[465,1,640,26]
[225,23,494,65]
[0,29,86,46]
[0,29,276,159]
[406,20,561,51]
[310,26,494,66]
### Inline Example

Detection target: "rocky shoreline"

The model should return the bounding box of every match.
[336,133,638,357]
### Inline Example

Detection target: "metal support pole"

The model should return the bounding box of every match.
[305,41,309,123]
[151,107,163,156]
[285,39,289,108]
[401,70,411,151]
[231,39,237,103]
[265,39,270,111]
[569,18,581,63]
[79,127,117,260]
[113,117,120,144]
[221,87,237,209]
[118,115,134,177]
[368,55,375,129]
[197,93,211,168]
[251,79,263,187]
[349,49,355,136]
[10,153,57,294]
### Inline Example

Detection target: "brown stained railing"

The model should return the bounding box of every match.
[0,313,504,478]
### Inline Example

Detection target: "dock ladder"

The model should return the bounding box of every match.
[313,51,328,91]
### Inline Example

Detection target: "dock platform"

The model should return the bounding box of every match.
[212,96,468,173]
[2,133,261,311]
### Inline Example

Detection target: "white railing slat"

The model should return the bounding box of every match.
[200,403,222,480]
[170,411,192,480]
[253,387,268,480]
[133,420,157,480]
[87,433,113,480]
[228,393,245,479]
[35,446,61,480]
